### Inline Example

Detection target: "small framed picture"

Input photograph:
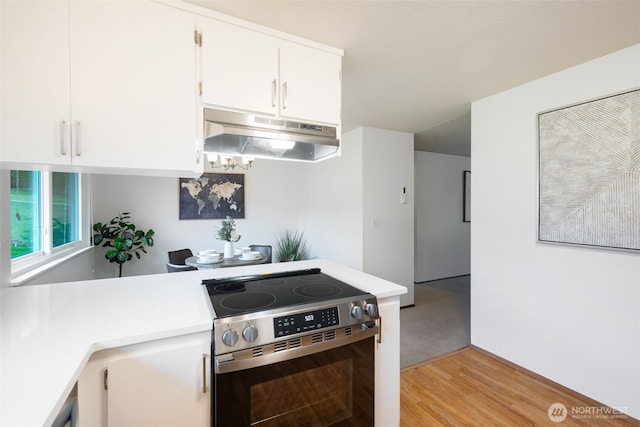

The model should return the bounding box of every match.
[179,173,244,219]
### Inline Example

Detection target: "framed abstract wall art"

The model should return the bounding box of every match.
[179,173,245,219]
[538,88,640,252]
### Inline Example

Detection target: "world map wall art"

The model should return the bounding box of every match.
[179,173,245,220]
[538,88,640,252]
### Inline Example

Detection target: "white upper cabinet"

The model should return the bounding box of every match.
[201,20,279,116]
[1,1,71,166]
[1,1,202,175]
[69,1,200,173]
[279,40,342,125]
[201,19,342,125]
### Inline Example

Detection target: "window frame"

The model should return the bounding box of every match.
[7,170,92,283]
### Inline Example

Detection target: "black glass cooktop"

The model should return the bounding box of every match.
[202,268,369,318]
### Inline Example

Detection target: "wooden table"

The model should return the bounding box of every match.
[184,255,267,269]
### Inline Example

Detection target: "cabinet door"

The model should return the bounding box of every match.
[201,19,279,115]
[279,42,342,125]
[106,337,210,427]
[1,1,71,165]
[69,1,200,173]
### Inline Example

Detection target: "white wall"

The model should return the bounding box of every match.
[415,152,470,282]
[303,127,364,270]
[21,250,95,285]
[362,127,415,306]
[471,44,640,418]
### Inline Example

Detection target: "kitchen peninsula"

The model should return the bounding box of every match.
[0,260,405,427]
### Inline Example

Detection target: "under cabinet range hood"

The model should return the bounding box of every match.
[203,108,340,162]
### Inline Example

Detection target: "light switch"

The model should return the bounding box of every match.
[400,187,407,204]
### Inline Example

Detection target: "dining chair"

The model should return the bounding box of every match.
[249,245,272,264]
[166,262,198,273]
[167,248,193,265]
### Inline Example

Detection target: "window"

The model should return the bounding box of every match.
[10,170,85,276]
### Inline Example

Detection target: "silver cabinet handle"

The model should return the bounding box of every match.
[59,120,67,155]
[202,354,209,394]
[282,81,288,110]
[271,79,276,108]
[73,121,81,156]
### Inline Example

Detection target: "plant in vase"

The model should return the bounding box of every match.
[274,229,310,262]
[216,216,241,258]
[92,212,155,277]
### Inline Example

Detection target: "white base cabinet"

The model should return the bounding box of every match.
[77,332,211,427]
[1,0,202,176]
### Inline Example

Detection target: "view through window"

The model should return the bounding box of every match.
[10,170,80,259]
[10,170,42,258]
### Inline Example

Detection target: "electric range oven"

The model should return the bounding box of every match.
[202,268,380,427]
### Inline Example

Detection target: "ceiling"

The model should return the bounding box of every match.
[187,0,640,157]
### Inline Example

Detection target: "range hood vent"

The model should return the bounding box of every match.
[203,108,339,162]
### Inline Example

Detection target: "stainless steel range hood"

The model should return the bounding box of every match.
[203,108,340,162]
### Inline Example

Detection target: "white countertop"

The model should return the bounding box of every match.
[0,260,406,427]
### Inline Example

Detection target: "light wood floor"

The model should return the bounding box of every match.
[400,347,639,426]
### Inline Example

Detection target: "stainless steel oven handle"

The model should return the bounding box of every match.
[215,324,378,374]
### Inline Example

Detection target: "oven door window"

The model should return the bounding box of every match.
[214,337,374,427]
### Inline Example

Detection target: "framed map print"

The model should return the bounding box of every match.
[179,173,244,219]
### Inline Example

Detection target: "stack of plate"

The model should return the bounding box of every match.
[198,250,221,264]
[239,251,261,261]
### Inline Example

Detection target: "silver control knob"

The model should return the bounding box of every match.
[351,305,364,320]
[221,328,239,347]
[365,303,379,318]
[242,324,259,343]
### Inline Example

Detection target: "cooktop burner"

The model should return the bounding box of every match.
[219,292,277,311]
[203,268,368,318]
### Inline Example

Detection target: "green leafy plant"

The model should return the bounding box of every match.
[216,216,241,242]
[274,230,311,262]
[93,212,155,277]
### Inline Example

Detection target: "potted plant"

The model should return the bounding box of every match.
[274,230,311,262]
[93,212,155,277]
[216,216,241,258]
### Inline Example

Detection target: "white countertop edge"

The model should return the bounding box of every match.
[91,323,213,352]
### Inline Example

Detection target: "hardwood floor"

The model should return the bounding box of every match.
[400,347,639,426]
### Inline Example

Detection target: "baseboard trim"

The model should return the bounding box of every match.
[414,274,470,285]
[400,346,471,373]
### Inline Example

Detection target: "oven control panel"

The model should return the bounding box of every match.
[274,307,339,338]
[213,296,378,355]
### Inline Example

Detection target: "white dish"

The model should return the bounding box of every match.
[197,256,223,264]
[239,252,261,261]
[198,249,218,256]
